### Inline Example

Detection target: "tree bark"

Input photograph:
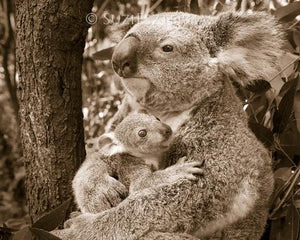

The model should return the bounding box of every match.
[15,0,93,222]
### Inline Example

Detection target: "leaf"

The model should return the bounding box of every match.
[270,168,294,211]
[278,116,300,158]
[246,95,269,124]
[92,46,115,60]
[278,80,294,97]
[270,204,289,220]
[281,203,300,240]
[248,121,274,148]
[30,228,62,240]
[293,29,300,49]
[294,199,300,209]
[294,79,300,132]
[0,226,13,240]
[269,218,283,240]
[275,2,300,22]
[13,226,32,240]
[295,60,300,73]
[245,79,271,94]
[32,198,72,231]
[273,77,299,133]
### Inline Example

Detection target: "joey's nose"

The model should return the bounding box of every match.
[112,36,139,78]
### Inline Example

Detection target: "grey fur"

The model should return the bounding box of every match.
[52,11,284,239]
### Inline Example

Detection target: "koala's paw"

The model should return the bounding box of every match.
[101,175,129,206]
[51,229,74,240]
[63,213,94,229]
[166,157,203,182]
[80,175,128,213]
[70,211,81,218]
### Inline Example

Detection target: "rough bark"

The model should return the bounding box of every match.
[15,0,93,222]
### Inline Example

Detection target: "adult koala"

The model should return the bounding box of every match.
[53,11,283,239]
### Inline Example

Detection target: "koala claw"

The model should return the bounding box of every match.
[163,159,204,183]
[104,175,128,201]
[180,162,204,181]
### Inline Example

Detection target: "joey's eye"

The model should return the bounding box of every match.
[155,117,161,121]
[138,129,147,137]
[162,45,173,52]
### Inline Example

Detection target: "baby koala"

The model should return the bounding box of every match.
[98,111,203,194]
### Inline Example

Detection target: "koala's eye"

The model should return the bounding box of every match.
[155,116,161,121]
[138,129,147,138]
[162,45,173,52]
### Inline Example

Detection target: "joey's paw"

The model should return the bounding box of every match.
[167,160,203,182]
[103,175,128,205]
[63,211,82,229]
[64,213,94,229]
[51,229,74,240]
[89,176,128,211]
[80,176,128,213]
[70,211,81,219]
[177,156,188,164]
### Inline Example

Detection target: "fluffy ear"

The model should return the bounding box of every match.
[93,16,144,60]
[98,132,125,156]
[209,12,284,85]
[107,16,143,43]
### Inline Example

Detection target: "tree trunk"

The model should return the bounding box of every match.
[15,0,93,222]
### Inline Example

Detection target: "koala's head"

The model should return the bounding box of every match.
[110,12,284,113]
[98,111,172,157]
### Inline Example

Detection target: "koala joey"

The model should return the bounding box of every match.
[73,111,203,213]
[53,11,284,240]
[98,110,173,171]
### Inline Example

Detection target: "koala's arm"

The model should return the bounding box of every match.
[53,86,272,240]
[52,12,279,240]
[72,151,128,213]
[74,93,139,213]
[117,154,203,194]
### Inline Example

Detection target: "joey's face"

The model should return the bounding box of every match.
[115,113,172,157]
[112,13,219,113]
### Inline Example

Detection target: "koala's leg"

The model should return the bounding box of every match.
[221,208,268,240]
[204,206,269,240]
[141,231,200,240]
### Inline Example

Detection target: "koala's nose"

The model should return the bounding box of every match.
[160,124,173,140]
[112,36,139,78]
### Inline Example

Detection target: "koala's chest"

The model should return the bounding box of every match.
[144,156,160,170]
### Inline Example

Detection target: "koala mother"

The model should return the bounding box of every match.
[53,12,283,240]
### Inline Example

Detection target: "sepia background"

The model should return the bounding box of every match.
[0,0,300,239]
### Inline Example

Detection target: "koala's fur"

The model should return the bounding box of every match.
[53,11,283,240]
[73,112,202,213]
[103,112,173,170]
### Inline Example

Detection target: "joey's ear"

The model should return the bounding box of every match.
[98,133,114,149]
[210,12,284,85]
[98,133,125,156]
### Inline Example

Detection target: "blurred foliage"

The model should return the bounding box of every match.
[1,0,300,239]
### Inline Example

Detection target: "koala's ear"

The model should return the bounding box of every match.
[93,16,143,60]
[98,133,125,156]
[210,12,284,85]
[107,16,143,43]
